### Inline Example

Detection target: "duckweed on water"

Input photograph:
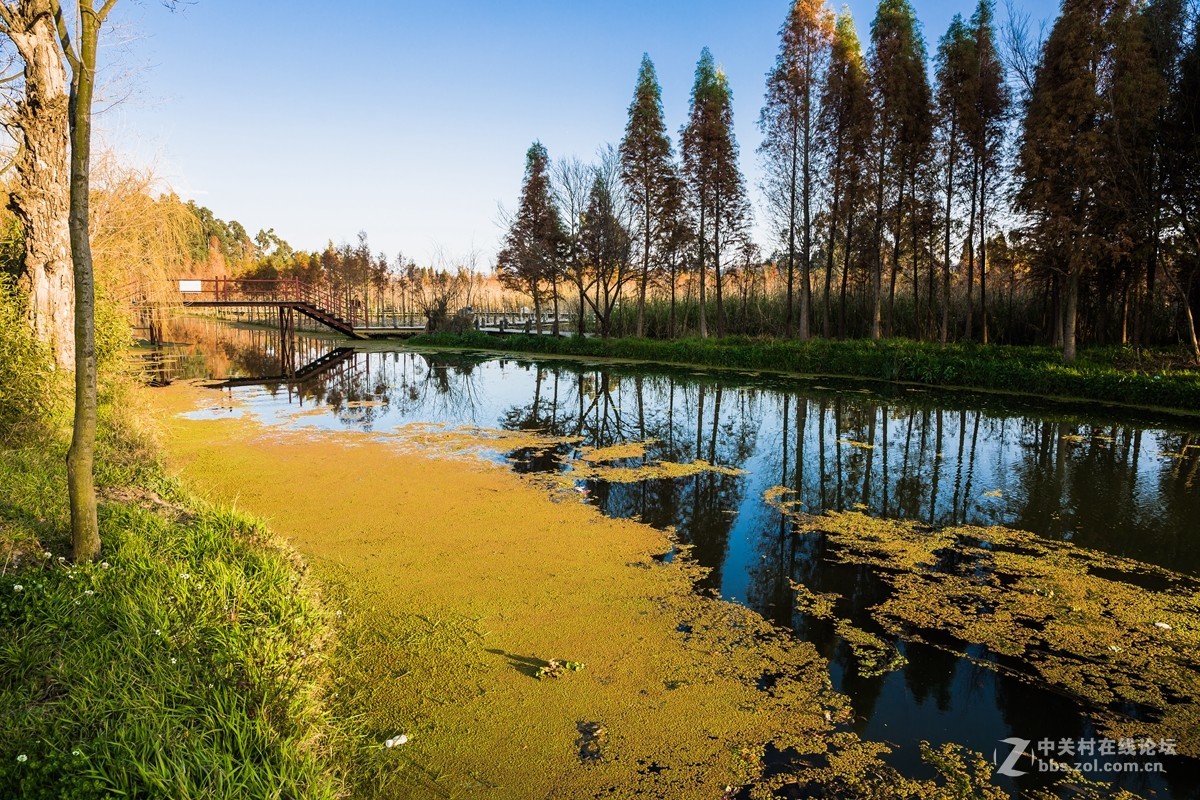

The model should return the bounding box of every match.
[773,504,1200,755]
[148,382,1160,798]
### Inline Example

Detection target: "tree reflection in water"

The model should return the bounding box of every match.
[159,329,1200,796]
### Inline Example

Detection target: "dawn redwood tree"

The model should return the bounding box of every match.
[759,0,834,341]
[1017,0,1110,363]
[819,10,873,339]
[619,54,675,339]
[934,15,974,343]
[681,47,749,338]
[869,0,931,340]
[0,0,73,369]
[1160,0,1200,361]
[1098,0,1167,345]
[965,0,1008,344]
[497,142,566,335]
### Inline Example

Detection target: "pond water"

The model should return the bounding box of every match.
[148,318,1200,798]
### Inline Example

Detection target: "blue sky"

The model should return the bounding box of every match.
[103,0,1055,267]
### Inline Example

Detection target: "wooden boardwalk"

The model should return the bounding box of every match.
[174,278,573,340]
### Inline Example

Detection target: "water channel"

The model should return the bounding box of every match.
[147,317,1200,798]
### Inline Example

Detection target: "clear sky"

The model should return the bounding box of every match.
[103,0,1055,268]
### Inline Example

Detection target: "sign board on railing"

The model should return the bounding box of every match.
[179,280,202,293]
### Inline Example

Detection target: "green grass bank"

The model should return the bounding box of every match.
[407,332,1200,415]
[0,418,344,800]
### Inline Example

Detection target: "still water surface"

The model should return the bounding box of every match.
[151,319,1200,797]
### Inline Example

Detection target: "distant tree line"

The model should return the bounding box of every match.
[497,0,1200,363]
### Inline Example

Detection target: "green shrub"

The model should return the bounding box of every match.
[0,277,62,441]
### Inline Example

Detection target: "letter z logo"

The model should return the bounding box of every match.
[993,737,1032,777]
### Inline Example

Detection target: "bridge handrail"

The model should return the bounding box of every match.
[177,277,353,324]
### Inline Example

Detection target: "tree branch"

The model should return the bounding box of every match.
[49,0,79,72]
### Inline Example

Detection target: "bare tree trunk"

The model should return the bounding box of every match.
[964,157,978,340]
[577,277,586,336]
[64,0,109,563]
[887,171,905,337]
[636,199,650,337]
[714,187,725,338]
[698,200,708,339]
[785,126,797,339]
[551,277,560,337]
[978,162,988,345]
[669,255,677,338]
[3,0,73,369]
[799,112,812,342]
[942,120,955,345]
[871,146,885,341]
[1163,265,1200,365]
[1063,267,1079,364]
[839,212,854,339]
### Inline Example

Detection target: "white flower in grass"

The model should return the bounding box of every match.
[41,551,51,559]
[179,573,190,581]
[100,562,110,570]
[71,749,82,757]
[16,754,27,763]
[170,658,177,664]
[12,585,22,593]
[84,590,94,597]
[155,629,162,636]
[57,556,66,563]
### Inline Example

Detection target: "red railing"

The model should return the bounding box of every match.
[177,278,357,326]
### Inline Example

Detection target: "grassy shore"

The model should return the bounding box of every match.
[0,413,342,800]
[406,332,1200,415]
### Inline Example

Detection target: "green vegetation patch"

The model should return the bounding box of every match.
[777,508,1200,754]
[0,434,339,799]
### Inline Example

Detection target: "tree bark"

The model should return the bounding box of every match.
[3,0,73,370]
[871,145,885,341]
[979,161,988,345]
[698,198,708,338]
[1063,267,1079,364]
[785,124,797,339]
[942,117,956,344]
[63,0,108,563]
[964,157,978,340]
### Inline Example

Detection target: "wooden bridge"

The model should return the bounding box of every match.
[177,278,369,338]
[173,278,575,339]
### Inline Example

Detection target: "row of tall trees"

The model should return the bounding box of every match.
[497,0,1200,363]
[1017,0,1200,363]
